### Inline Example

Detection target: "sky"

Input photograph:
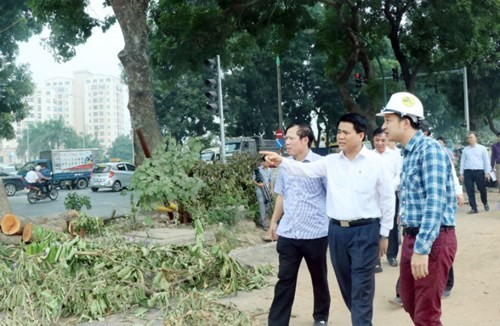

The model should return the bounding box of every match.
[17,2,124,86]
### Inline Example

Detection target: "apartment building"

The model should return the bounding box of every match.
[0,71,130,163]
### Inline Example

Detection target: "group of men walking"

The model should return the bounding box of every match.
[258,91,497,326]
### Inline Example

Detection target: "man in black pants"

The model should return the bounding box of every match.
[267,123,330,326]
[459,131,491,214]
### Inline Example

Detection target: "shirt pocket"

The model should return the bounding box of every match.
[354,170,378,194]
[403,167,423,193]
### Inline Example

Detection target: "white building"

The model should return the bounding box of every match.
[0,71,130,163]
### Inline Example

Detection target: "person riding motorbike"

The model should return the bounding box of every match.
[34,165,51,195]
[25,167,45,196]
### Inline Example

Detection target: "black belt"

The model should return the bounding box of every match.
[330,218,379,228]
[403,225,455,237]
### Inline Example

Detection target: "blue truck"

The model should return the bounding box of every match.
[18,148,99,189]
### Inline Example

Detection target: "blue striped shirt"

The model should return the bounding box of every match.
[275,150,328,239]
[400,131,457,255]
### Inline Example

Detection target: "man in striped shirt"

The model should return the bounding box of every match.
[377,92,457,325]
[263,114,395,325]
[268,122,330,326]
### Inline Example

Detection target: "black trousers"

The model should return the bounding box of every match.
[464,169,488,210]
[387,191,400,260]
[329,220,379,326]
[268,236,330,326]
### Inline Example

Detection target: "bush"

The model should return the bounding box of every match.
[64,192,92,212]
[192,152,258,225]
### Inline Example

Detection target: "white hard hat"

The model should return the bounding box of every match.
[376,92,424,122]
[35,165,41,171]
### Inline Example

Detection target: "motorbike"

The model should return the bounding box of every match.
[26,179,59,204]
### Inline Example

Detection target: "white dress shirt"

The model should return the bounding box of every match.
[279,146,395,236]
[375,147,403,191]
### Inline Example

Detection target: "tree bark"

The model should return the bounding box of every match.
[0,233,22,245]
[109,0,163,165]
[0,179,12,218]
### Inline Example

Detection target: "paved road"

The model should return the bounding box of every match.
[6,188,135,220]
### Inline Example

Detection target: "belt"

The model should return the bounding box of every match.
[330,218,379,228]
[403,225,455,237]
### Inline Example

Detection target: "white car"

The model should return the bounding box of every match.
[89,162,135,192]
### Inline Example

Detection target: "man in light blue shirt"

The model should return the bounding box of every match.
[268,122,330,326]
[459,131,491,213]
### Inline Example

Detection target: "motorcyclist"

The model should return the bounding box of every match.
[34,165,50,195]
[25,167,44,196]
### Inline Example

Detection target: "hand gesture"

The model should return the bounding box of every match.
[259,151,283,166]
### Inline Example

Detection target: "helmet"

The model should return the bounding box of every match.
[35,165,41,171]
[376,92,424,122]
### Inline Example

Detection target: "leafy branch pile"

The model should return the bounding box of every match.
[130,137,259,225]
[0,220,270,324]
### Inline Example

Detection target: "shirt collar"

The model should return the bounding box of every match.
[340,144,371,160]
[293,149,315,163]
[403,130,424,154]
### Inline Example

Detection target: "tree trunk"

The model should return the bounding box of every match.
[0,233,22,245]
[109,0,163,165]
[1,214,32,235]
[0,179,12,218]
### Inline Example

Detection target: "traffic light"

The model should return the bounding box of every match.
[354,73,362,88]
[204,78,218,111]
[204,58,218,111]
[392,68,399,82]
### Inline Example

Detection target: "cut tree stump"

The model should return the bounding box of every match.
[22,222,33,243]
[1,214,32,235]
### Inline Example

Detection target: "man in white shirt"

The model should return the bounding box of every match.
[262,113,395,325]
[25,167,43,195]
[459,131,491,213]
[373,127,403,271]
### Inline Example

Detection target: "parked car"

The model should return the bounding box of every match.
[89,162,135,192]
[0,171,25,196]
[0,165,18,176]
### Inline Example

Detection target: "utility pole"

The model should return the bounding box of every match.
[276,55,283,130]
[204,56,226,163]
[463,67,470,131]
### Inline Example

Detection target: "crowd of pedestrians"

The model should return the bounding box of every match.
[254,91,497,326]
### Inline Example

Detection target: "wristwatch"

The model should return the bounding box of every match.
[380,235,389,240]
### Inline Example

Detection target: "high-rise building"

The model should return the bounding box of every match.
[0,71,130,163]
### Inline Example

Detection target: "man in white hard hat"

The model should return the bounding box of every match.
[377,92,457,325]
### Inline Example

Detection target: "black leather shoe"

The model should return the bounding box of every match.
[374,265,383,273]
[484,204,490,212]
[467,209,478,214]
[388,258,398,267]
[313,321,328,326]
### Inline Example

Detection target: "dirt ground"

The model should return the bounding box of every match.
[225,190,500,326]
[73,190,500,325]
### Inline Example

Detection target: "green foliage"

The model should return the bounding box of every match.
[129,137,205,215]
[73,212,103,235]
[192,153,257,225]
[0,220,270,324]
[16,118,103,160]
[63,192,92,212]
[153,73,219,142]
[108,135,133,162]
